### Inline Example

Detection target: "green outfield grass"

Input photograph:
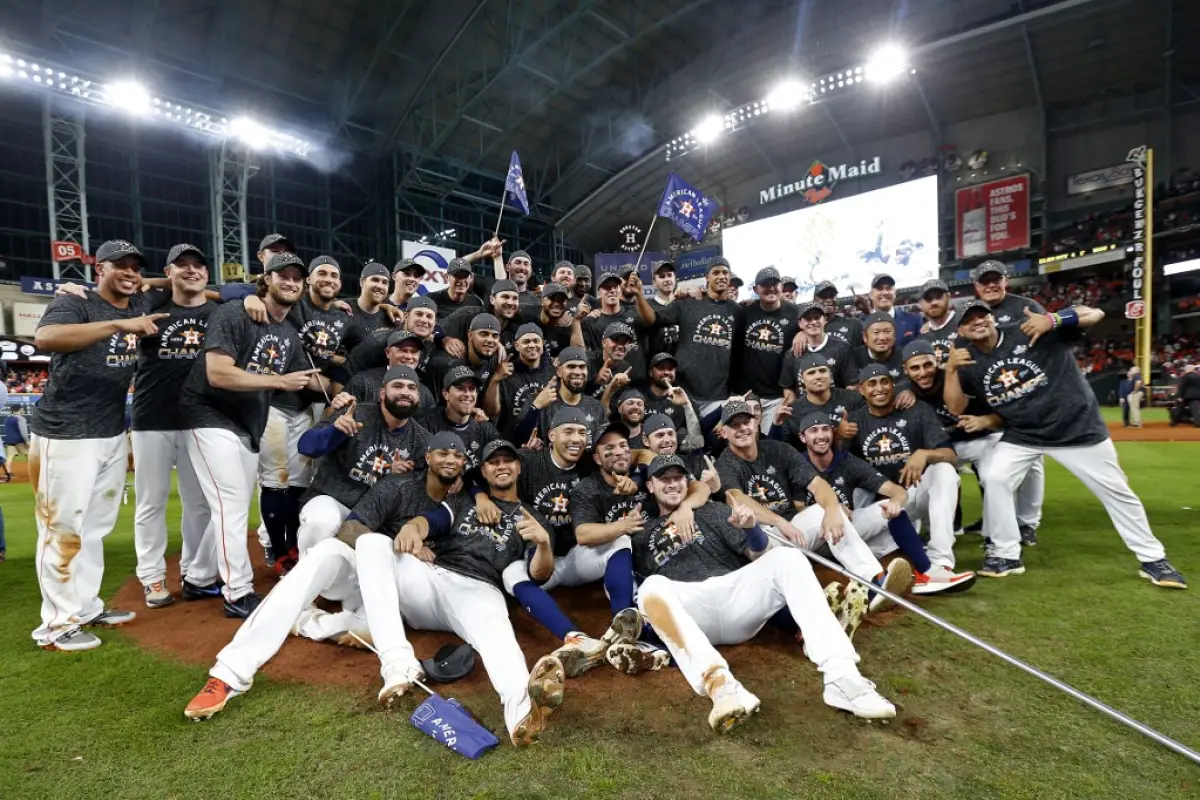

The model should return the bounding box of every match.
[2,443,1199,799]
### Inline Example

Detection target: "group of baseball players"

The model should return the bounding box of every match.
[27,232,1186,746]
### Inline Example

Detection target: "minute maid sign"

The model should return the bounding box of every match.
[758,156,882,205]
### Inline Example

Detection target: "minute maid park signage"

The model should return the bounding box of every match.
[758,156,882,205]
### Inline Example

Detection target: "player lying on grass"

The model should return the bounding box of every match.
[633,455,897,733]
[355,438,567,746]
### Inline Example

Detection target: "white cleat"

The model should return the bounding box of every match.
[552,632,609,678]
[605,641,671,675]
[601,607,644,647]
[869,559,914,614]
[823,675,896,720]
[912,564,977,595]
[839,583,869,640]
[705,668,761,734]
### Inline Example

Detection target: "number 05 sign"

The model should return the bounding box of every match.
[50,240,84,262]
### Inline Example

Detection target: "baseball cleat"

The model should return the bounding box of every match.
[552,632,608,678]
[143,581,175,608]
[182,578,224,601]
[185,677,243,720]
[333,629,374,650]
[512,655,565,746]
[979,556,1025,578]
[912,565,977,595]
[824,581,843,615]
[601,607,644,647]
[223,592,263,619]
[704,668,761,734]
[823,675,896,720]
[39,629,102,652]
[868,559,914,614]
[1019,526,1038,547]
[839,582,868,640]
[378,666,425,710]
[605,641,671,675]
[88,609,137,627]
[1139,559,1187,590]
[963,519,983,534]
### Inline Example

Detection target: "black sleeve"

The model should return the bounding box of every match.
[569,479,604,527]
[37,295,90,327]
[348,475,409,535]
[778,350,798,391]
[442,306,481,342]
[202,303,248,358]
[915,403,953,450]
[779,443,819,495]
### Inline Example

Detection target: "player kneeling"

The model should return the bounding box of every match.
[634,455,896,733]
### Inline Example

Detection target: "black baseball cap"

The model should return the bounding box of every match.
[540,282,569,299]
[654,261,675,274]
[862,311,895,329]
[730,276,745,288]
[481,439,520,462]
[386,330,423,348]
[603,322,635,341]
[597,271,621,286]
[265,252,307,275]
[95,240,147,268]
[359,260,386,279]
[420,643,476,684]
[557,346,588,365]
[515,322,544,341]
[814,280,838,297]
[597,419,631,444]
[707,256,732,274]
[166,243,207,268]
[426,430,466,454]
[382,365,421,385]
[871,273,895,289]
[615,388,645,407]
[959,299,993,321]
[650,352,677,367]
[508,250,531,263]
[394,258,426,277]
[799,411,832,432]
[857,363,893,383]
[574,265,592,278]
[258,233,293,252]
[407,295,437,313]
[646,454,688,479]
[721,400,755,425]
[445,365,480,389]
[553,260,575,276]
[643,413,675,437]
[311,255,342,273]
[902,340,937,362]
[469,313,501,333]
[551,406,590,430]
[920,278,948,298]
[783,276,800,290]
[799,353,830,373]
[755,267,781,286]
[446,258,472,276]
[971,260,1008,281]
[796,301,826,319]
[490,279,519,296]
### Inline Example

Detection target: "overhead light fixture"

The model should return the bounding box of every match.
[693,114,723,143]
[766,80,808,110]
[228,116,270,149]
[102,79,152,113]
[865,44,908,83]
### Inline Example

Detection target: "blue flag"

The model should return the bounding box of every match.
[657,172,716,241]
[505,151,531,215]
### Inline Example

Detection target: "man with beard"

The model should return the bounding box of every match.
[183,433,466,721]
[180,252,327,619]
[428,258,485,322]
[643,353,704,451]
[389,258,425,308]
[782,354,865,442]
[813,281,863,346]
[648,260,680,356]
[633,413,719,492]
[132,245,220,609]
[914,279,961,365]
[342,330,438,411]
[425,313,501,395]
[868,273,921,345]
[587,322,645,396]
[638,257,740,416]
[583,271,649,382]
[418,365,500,472]
[612,388,647,447]
[515,346,607,446]
[297,364,431,554]
[551,261,576,292]
[854,312,906,379]
[779,302,858,410]
[568,264,596,313]
[499,249,540,310]
[945,301,1186,587]
[633,454,897,732]
[485,322,553,435]
[732,268,800,433]
[30,240,174,650]
[840,364,962,579]
[796,412,976,596]
[971,260,1044,326]
[354,438,568,747]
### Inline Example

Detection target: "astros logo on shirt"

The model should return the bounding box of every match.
[746,474,790,514]
[157,317,209,360]
[105,329,140,368]
[693,314,733,349]
[982,357,1048,407]
[349,444,392,485]
[745,319,784,353]
[860,427,913,467]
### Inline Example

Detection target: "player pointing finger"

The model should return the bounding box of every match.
[1020,306,1054,346]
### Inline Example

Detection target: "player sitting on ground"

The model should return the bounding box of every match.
[633,455,897,733]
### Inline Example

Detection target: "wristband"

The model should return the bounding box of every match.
[1046,312,1059,330]
[1057,307,1079,327]
[744,523,768,551]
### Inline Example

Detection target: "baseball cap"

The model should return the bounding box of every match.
[310,255,342,273]
[596,419,631,444]
[446,258,473,276]
[166,243,208,267]
[359,260,386,278]
[515,322,543,341]
[798,353,830,373]
[857,363,893,383]
[654,261,675,274]
[731,276,745,288]
[616,388,645,407]
[813,280,838,297]
[407,295,437,313]
[755,267,781,286]
[647,454,688,479]
[481,439,520,462]
[959,299,993,321]
[783,275,800,290]
[382,365,420,385]
[799,411,832,432]
[796,301,826,319]
[871,273,896,289]
[920,278,949,298]
[557,346,588,365]
[551,406,590,430]
[603,322,635,341]
[902,340,937,361]
[971,260,1008,281]
[469,313,501,333]
[618,263,639,278]
[508,250,531,263]
[386,330,423,348]
[573,264,592,279]
[94,240,147,267]
[445,365,480,389]
[426,430,466,454]
[721,400,755,425]
[597,270,621,286]
[258,233,293,252]
[650,352,677,367]
[393,258,426,276]
[540,282,569,299]
[643,413,675,437]
[863,311,895,329]
[707,256,732,274]
[265,251,307,275]
[553,260,575,276]
[420,643,476,684]
[490,279,519,296]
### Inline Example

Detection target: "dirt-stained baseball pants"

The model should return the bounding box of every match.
[186,428,258,603]
[30,433,128,646]
[259,406,314,490]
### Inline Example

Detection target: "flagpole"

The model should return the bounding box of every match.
[493,195,507,239]
[631,212,660,275]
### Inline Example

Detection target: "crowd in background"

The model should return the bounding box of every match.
[5,369,47,393]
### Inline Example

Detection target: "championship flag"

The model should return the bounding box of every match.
[505,151,531,215]
[410,695,500,759]
[656,172,717,241]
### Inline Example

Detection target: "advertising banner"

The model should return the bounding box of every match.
[1066,164,1135,196]
[13,302,48,336]
[400,241,459,295]
[593,251,669,284]
[954,174,1031,259]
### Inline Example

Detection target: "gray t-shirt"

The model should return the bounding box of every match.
[516,448,592,556]
[987,293,1045,326]
[347,471,445,538]
[733,302,800,398]
[632,503,750,582]
[570,471,648,532]
[273,296,350,413]
[652,297,740,402]
[916,308,961,366]
[846,401,951,484]
[131,298,217,431]
[416,410,499,472]
[32,290,167,439]
[825,313,863,347]
[715,439,818,516]
[784,387,865,443]
[779,335,858,391]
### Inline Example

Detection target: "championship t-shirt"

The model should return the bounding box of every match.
[424,351,499,397]
[852,346,905,381]
[644,390,701,442]
[273,295,350,412]
[497,362,553,437]
[342,305,393,354]
[652,296,739,402]
[343,330,434,378]
[583,310,649,386]
[845,401,952,483]
[801,451,888,509]
[954,326,1107,448]
[303,406,430,510]
[347,471,446,538]
[517,448,592,555]
[715,439,818,516]
[427,289,484,323]
[131,298,217,431]
[632,503,750,582]
[570,471,649,537]
[916,308,961,366]
[427,493,545,590]
[910,370,992,442]
[417,410,499,471]
[987,293,1045,327]
[826,313,864,347]
[784,387,865,441]
[733,303,800,398]
[33,289,169,440]
[533,394,607,447]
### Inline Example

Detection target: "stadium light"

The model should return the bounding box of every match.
[228,116,270,149]
[865,44,908,83]
[694,114,724,143]
[766,80,809,111]
[102,79,152,113]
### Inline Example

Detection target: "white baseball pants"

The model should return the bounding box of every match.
[210,538,361,692]
[766,505,883,582]
[758,397,784,435]
[637,548,861,697]
[979,438,1165,563]
[851,463,958,567]
[186,428,257,603]
[501,536,631,594]
[132,430,217,586]
[850,502,900,558]
[356,533,534,736]
[955,434,1043,532]
[297,495,352,556]
[259,406,314,490]
[30,433,129,645]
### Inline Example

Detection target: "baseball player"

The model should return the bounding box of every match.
[417,365,499,472]
[339,294,439,382]
[647,261,679,356]
[913,279,961,365]
[341,261,394,352]
[483,322,553,434]
[854,312,906,378]
[642,353,704,451]
[183,432,466,721]
[611,388,647,448]
[813,280,864,346]
[513,347,607,446]
[388,258,425,308]
[731,267,800,432]
[568,264,596,312]
[582,273,650,385]
[634,413,720,489]
[441,279,527,353]
[586,323,643,395]
[354,438,567,746]
[526,282,581,360]
[427,258,484,322]
[132,244,221,608]
[633,454,897,732]
[29,240,176,650]
[782,354,865,440]
[779,302,858,403]
[343,330,438,410]
[944,301,1187,588]
[180,252,328,618]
